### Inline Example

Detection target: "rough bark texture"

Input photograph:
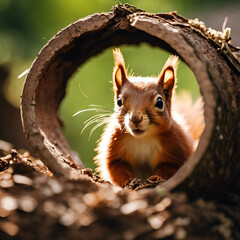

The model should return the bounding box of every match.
[20,4,240,197]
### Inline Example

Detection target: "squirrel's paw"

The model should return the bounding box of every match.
[121,177,134,188]
[148,175,164,183]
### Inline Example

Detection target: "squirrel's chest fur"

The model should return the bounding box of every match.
[122,134,162,178]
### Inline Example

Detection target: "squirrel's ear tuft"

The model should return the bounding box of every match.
[158,55,178,100]
[113,48,128,94]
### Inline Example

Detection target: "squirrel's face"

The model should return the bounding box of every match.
[115,78,172,138]
[112,48,178,138]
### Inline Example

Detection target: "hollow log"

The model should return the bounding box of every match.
[20,4,240,196]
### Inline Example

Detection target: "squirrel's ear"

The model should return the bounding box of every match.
[158,55,178,100]
[113,48,128,94]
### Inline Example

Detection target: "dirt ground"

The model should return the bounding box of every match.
[0,148,240,240]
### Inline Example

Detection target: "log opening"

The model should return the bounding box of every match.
[20,4,240,196]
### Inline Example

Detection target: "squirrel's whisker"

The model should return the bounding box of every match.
[73,108,110,117]
[84,113,111,125]
[81,115,112,135]
[89,104,113,111]
[88,121,107,140]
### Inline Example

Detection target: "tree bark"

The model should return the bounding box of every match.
[20,4,240,196]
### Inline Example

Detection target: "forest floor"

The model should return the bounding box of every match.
[0,147,240,240]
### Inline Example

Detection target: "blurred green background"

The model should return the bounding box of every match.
[0,0,239,169]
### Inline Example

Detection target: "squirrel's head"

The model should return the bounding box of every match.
[113,48,178,138]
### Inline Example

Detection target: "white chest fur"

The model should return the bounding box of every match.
[124,135,162,166]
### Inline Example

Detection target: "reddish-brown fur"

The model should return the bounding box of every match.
[94,49,203,188]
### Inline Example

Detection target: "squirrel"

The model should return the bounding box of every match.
[94,49,204,188]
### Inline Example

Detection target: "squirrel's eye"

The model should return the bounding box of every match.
[117,97,122,107]
[155,97,164,110]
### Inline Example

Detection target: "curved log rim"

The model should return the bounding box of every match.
[20,4,240,196]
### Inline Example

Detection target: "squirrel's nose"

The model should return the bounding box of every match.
[130,113,143,126]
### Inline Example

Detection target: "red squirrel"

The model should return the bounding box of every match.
[94,49,204,188]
